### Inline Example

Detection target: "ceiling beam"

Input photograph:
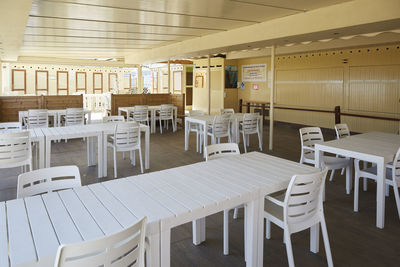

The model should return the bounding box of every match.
[0,0,33,61]
[125,0,400,64]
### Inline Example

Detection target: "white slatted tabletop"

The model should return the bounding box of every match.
[315,132,400,229]
[0,152,318,267]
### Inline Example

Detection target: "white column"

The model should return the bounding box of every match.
[207,55,211,114]
[138,65,143,93]
[269,46,275,151]
[168,60,171,94]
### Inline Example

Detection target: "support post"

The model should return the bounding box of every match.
[269,46,275,151]
[207,55,211,114]
[335,106,341,124]
[261,103,266,122]
[168,60,171,94]
[239,99,243,113]
[138,65,143,93]
[246,102,250,113]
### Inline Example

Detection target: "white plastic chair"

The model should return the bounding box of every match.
[205,143,241,255]
[103,115,125,122]
[158,104,175,133]
[354,146,400,218]
[334,123,350,139]
[207,114,231,144]
[264,169,333,267]
[299,127,352,194]
[240,113,262,153]
[131,105,150,126]
[54,217,147,267]
[27,109,48,128]
[0,122,22,131]
[108,122,143,178]
[220,108,235,115]
[0,131,32,173]
[65,108,85,126]
[17,165,81,198]
[188,110,205,153]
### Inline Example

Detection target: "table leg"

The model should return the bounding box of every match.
[160,229,171,267]
[203,122,207,158]
[38,136,45,169]
[97,134,102,178]
[45,138,52,168]
[103,133,108,178]
[87,137,96,167]
[185,118,189,151]
[256,195,264,266]
[245,198,261,267]
[147,233,160,267]
[173,108,177,132]
[145,127,150,169]
[192,217,206,245]
[151,110,156,134]
[376,158,385,229]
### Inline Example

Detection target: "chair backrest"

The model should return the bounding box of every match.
[299,127,324,164]
[0,122,22,131]
[133,105,149,122]
[160,104,173,120]
[188,110,205,117]
[212,114,231,138]
[65,108,85,126]
[205,143,240,161]
[17,165,81,198]
[27,109,48,128]
[113,122,141,151]
[103,115,125,123]
[221,108,235,115]
[242,113,259,133]
[0,131,32,169]
[334,123,350,139]
[283,169,328,233]
[54,217,147,267]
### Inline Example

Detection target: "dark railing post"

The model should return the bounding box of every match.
[246,102,250,113]
[239,99,243,113]
[335,106,341,124]
[261,103,266,122]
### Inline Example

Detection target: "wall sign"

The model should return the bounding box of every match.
[242,64,267,82]
[252,84,259,90]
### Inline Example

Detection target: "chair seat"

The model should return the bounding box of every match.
[264,193,285,227]
[359,165,394,181]
[323,155,350,169]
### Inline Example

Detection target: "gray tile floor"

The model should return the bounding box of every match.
[1,123,399,266]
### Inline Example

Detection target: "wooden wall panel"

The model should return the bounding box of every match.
[44,95,83,110]
[348,65,399,114]
[170,94,185,116]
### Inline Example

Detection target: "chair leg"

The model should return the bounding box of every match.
[354,173,360,212]
[123,152,126,160]
[242,132,247,153]
[138,148,143,174]
[385,184,390,197]
[284,229,295,267]
[223,209,229,255]
[341,168,345,175]
[265,219,271,239]
[233,208,239,219]
[329,170,335,181]
[247,134,250,146]
[320,218,334,267]
[392,185,400,219]
[258,132,262,151]
[113,148,117,178]
[363,178,368,191]
[159,119,162,134]
[345,166,352,195]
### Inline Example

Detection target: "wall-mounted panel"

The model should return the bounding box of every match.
[276,67,344,109]
[123,73,131,89]
[109,73,118,92]
[173,71,182,93]
[35,70,48,94]
[11,69,26,93]
[57,71,68,95]
[93,72,103,94]
[76,72,87,93]
[348,65,399,115]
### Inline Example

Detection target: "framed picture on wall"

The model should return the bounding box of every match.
[76,72,87,93]
[35,70,49,94]
[93,72,103,93]
[11,69,26,93]
[57,71,69,95]
[195,74,204,88]
[173,71,182,92]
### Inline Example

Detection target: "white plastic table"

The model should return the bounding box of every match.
[185,113,263,157]
[315,132,400,229]
[41,123,150,178]
[0,152,318,267]
[27,128,45,169]
[19,109,91,127]
[118,106,178,133]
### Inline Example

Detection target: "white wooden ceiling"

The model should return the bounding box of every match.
[19,0,351,59]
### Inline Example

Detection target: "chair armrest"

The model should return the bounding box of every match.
[302,145,315,151]
[265,195,284,207]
